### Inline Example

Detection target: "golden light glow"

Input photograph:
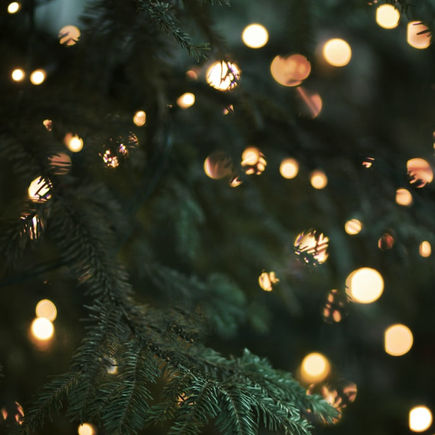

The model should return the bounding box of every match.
[362,156,375,168]
[296,87,323,119]
[384,324,413,356]
[49,153,72,175]
[28,177,52,203]
[241,147,266,175]
[64,133,84,153]
[407,158,433,188]
[258,271,279,292]
[378,232,395,250]
[322,38,352,67]
[223,104,234,115]
[300,352,331,383]
[0,401,24,426]
[43,119,53,131]
[344,219,362,235]
[7,2,20,14]
[345,267,384,304]
[78,423,96,435]
[375,4,400,29]
[31,317,54,341]
[242,23,269,49]
[35,299,57,322]
[59,25,81,46]
[186,69,198,80]
[133,110,146,126]
[30,69,46,85]
[20,213,43,240]
[280,158,299,179]
[310,170,328,189]
[176,92,195,109]
[106,357,118,375]
[409,406,433,432]
[102,150,119,168]
[229,175,242,188]
[206,61,241,91]
[407,21,432,50]
[11,68,25,82]
[322,289,346,323]
[395,188,413,206]
[270,54,311,87]
[294,230,329,265]
[204,151,233,180]
[419,241,431,258]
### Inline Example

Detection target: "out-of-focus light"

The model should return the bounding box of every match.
[300,352,331,383]
[133,110,146,126]
[204,151,233,180]
[376,4,400,29]
[294,230,329,265]
[322,38,352,67]
[42,119,53,131]
[59,25,81,46]
[31,317,54,341]
[407,22,432,49]
[345,219,363,235]
[35,299,57,321]
[384,324,413,356]
[362,156,375,168]
[345,267,384,304]
[7,2,20,14]
[49,153,72,175]
[229,175,242,188]
[409,406,432,432]
[186,69,198,80]
[206,61,241,91]
[11,68,25,82]
[28,177,52,203]
[106,357,118,375]
[407,158,433,188]
[0,401,24,426]
[270,54,311,87]
[101,150,119,168]
[296,87,323,118]
[223,104,234,115]
[322,289,346,323]
[242,23,269,49]
[396,188,413,206]
[310,170,328,189]
[378,232,395,250]
[258,271,279,292]
[30,69,46,85]
[64,133,84,153]
[20,213,43,240]
[78,423,96,435]
[280,158,299,179]
[419,241,431,258]
[176,92,195,109]
[241,147,266,175]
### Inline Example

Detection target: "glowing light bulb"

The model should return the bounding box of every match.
[280,158,299,179]
[344,219,362,235]
[407,22,432,50]
[270,54,311,87]
[58,25,81,46]
[241,23,269,49]
[30,69,46,85]
[7,2,20,14]
[11,68,25,82]
[31,317,54,341]
[35,299,57,321]
[419,241,431,258]
[384,324,413,356]
[409,406,433,432]
[310,170,328,189]
[300,352,330,383]
[78,423,96,435]
[28,177,52,203]
[176,92,195,109]
[294,230,329,265]
[396,188,413,206]
[376,4,400,29]
[407,158,433,188]
[296,87,323,119]
[378,232,395,250]
[133,110,146,126]
[258,271,279,292]
[203,151,233,180]
[322,38,352,67]
[64,133,84,152]
[345,267,384,304]
[206,61,240,91]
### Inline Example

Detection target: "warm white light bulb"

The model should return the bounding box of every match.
[11,68,25,82]
[30,69,46,85]
[322,38,352,67]
[409,406,433,432]
[31,317,54,341]
[242,23,269,49]
[7,2,20,14]
[300,352,330,383]
[376,4,400,29]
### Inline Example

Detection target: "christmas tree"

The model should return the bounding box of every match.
[0,0,434,433]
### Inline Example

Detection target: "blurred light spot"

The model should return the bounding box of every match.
[322,289,346,324]
[64,133,84,153]
[378,232,395,250]
[58,25,81,46]
[242,23,269,48]
[407,158,433,188]
[133,110,146,126]
[407,22,432,49]
[384,324,413,356]
[206,61,240,91]
[258,271,279,292]
[204,151,233,180]
[294,230,329,265]
[223,104,234,115]
[20,213,43,240]
[31,317,54,341]
[42,119,53,131]
[28,177,52,203]
[229,175,242,188]
[296,87,322,118]
[320,382,357,421]
[106,357,118,375]
[30,69,46,85]
[322,38,352,67]
[177,92,195,109]
[7,2,20,14]
[186,69,198,80]
[78,423,96,435]
[11,68,25,82]
[345,267,384,304]
[49,153,72,175]
[101,150,119,168]
[376,4,400,29]
[344,219,362,235]
[270,54,311,87]
[409,406,432,432]
[35,299,57,321]
[241,147,266,175]
[0,401,24,426]
[419,241,431,258]
[310,170,328,189]
[301,352,330,383]
[362,156,375,168]
[396,188,413,206]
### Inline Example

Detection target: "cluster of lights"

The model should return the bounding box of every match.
[242,23,269,49]
[1,401,24,426]
[322,289,346,323]
[206,61,241,91]
[319,382,358,423]
[294,230,329,265]
[241,147,266,175]
[11,68,46,85]
[258,271,279,292]
[101,149,119,168]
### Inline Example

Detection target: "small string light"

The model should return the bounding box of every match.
[28,177,52,203]
[7,2,20,14]
[395,188,413,206]
[310,170,328,189]
[344,219,363,235]
[280,158,299,179]
[294,230,329,265]
[345,267,384,304]
[133,110,146,126]
[30,69,46,85]
[11,68,25,82]
[206,61,241,91]
[64,133,84,153]
[242,23,269,49]
[58,25,81,46]
[419,241,431,258]
[78,423,96,435]
[258,271,279,292]
[375,4,400,29]
[409,406,433,432]
[176,92,195,109]
[384,324,413,356]
[203,151,233,180]
[31,317,54,341]
[35,299,57,322]
[270,54,311,87]
[300,352,331,384]
[407,22,432,50]
[322,38,352,67]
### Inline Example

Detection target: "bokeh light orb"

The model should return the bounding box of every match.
[204,151,233,180]
[322,38,352,67]
[344,219,362,235]
[310,170,328,189]
[258,271,279,292]
[346,267,384,304]
[11,68,25,82]
[64,133,84,153]
[301,352,331,383]
[176,92,195,109]
[419,241,431,258]
[409,406,433,432]
[31,317,54,341]
[28,177,52,203]
[407,22,432,50]
[270,54,311,87]
[78,423,96,435]
[395,188,413,206]
[280,158,299,179]
[30,69,46,85]
[384,324,413,356]
[378,232,395,250]
[242,23,269,49]
[133,110,146,126]
[35,299,57,322]
[407,158,433,188]
[59,25,81,46]
[7,2,20,14]
[376,4,400,29]
[294,230,329,265]
[206,61,240,91]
